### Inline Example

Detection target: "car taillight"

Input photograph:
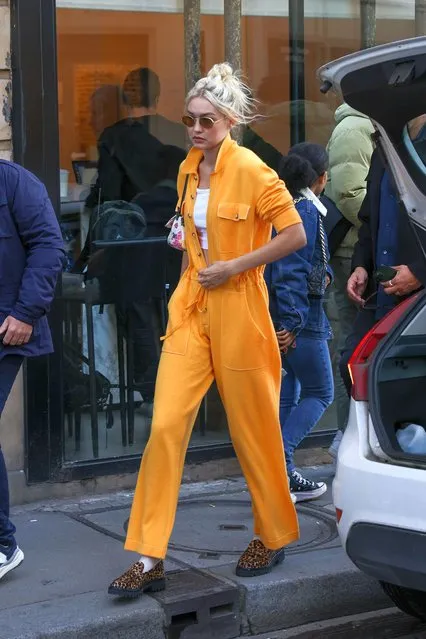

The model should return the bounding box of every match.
[348,295,418,402]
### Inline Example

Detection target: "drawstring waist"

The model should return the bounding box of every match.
[160,268,265,343]
[188,268,265,289]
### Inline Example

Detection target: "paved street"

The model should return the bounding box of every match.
[0,466,407,638]
[251,608,426,638]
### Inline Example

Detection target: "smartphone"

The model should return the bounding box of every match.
[373,265,398,283]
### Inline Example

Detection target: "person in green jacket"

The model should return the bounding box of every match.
[324,103,375,456]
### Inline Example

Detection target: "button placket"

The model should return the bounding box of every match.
[205,173,215,259]
[186,186,207,268]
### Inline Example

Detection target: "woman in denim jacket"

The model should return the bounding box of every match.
[265,143,334,502]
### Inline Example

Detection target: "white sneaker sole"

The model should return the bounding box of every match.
[0,548,24,581]
[293,482,327,503]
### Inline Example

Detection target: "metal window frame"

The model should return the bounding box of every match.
[11,0,63,483]
[289,0,305,145]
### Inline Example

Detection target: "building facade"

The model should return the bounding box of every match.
[1,0,425,503]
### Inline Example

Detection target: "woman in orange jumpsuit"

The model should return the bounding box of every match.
[109,63,306,598]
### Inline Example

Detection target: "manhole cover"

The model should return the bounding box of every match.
[169,498,337,556]
[70,494,337,571]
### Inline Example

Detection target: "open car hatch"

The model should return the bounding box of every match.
[317,37,426,237]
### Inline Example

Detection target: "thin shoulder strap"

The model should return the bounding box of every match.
[176,175,190,217]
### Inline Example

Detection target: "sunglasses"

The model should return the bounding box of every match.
[181,115,224,129]
[362,291,378,311]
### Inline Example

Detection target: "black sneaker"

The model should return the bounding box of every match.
[289,470,327,503]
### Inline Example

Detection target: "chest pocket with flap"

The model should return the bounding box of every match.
[216,203,251,254]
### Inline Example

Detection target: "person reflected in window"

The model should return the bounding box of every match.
[130,145,185,409]
[265,143,334,503]
[132,144,186,238]
[86,67,186,207]
[77,71,187,420]
[88,84,121,160]
[133,143,185,293]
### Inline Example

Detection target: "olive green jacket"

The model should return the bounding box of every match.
[325,103,375,258]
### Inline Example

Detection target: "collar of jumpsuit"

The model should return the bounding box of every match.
[181,132,235,177]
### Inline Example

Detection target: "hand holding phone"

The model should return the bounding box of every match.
[373,265,398,284]
[376,264,421,297]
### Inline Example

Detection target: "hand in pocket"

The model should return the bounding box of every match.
[276,329,296,353]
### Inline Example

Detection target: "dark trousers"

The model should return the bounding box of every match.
[128,300,161,402]
[339,308,377,396]
[0,355,24,557]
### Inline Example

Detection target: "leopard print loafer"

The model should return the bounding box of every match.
[236,539,285,577]
[108,560,166,598]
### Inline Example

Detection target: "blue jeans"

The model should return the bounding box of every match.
[0,355,24,558]
[280,337,334,473]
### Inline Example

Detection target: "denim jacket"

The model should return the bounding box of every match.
[265,192,333,340]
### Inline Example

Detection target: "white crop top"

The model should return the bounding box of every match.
[193,188,210,249]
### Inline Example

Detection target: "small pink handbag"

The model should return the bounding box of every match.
[167,175,189,252]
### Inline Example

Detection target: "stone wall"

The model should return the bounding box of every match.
[0,1,10,159]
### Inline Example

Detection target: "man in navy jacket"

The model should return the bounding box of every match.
[0,161,64,581]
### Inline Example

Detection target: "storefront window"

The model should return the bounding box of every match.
[53,0,422,466]
[57,4,179,462]
[56,1,235,463]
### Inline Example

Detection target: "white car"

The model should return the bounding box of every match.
[318,37,426,621]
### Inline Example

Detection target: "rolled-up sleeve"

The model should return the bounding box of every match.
[255,164,302,232]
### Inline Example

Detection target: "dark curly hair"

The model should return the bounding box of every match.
[279,143,328,197]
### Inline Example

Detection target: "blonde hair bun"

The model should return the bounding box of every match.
[207,63,234,83]
[186,61,256,126]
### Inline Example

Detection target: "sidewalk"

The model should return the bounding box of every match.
[0,465,391,639]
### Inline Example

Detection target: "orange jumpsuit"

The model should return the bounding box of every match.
[125,135,301,559]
